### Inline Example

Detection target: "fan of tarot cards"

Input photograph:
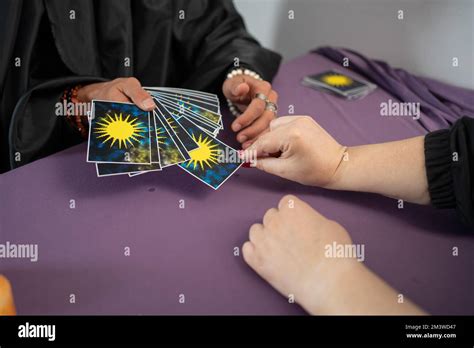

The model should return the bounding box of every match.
[86,87,243,190]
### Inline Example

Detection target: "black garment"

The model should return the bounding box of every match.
[0,0,281,173]
[425,116,474,228]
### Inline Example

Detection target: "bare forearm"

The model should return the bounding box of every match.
[305,262,426,315]
[329,136,430,204]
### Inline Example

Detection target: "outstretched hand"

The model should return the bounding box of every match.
[242,116,347,187]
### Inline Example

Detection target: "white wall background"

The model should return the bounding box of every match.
[234,0,474,89]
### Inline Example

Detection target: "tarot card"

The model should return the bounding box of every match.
[149,87,218,102]
[176,117,242,190]
[151,91,220,114]
[153,110,190,162]
[154,93,222,126]
[128,171,145,177]
[96,161,161,177]
[176,98,222,125]
[171,88,218,100]
[302,70,376,100]
[87,100,151,164]
[145,87,220,106]
[96,113,162,176]
[153,98,199,153]
[153,111,188,168]
[303,70,368,92]
[146,88,217,104]
[150,89,220,106]
[156,96,221,129]
[181,113,220,137]
[158,98,220,136]
[145,88,220,108]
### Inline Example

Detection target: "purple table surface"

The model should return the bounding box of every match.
[1,53,473,315]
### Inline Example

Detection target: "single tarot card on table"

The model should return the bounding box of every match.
[303,70,371,94]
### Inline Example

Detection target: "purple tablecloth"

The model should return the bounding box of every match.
[1,53,473,315]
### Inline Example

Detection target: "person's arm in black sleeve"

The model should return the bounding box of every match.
[425,116,474,228]
[172,0,281,92]
[171,0,282,147]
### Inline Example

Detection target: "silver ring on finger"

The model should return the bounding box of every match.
[265,101,278,114]
[254,93,268,102]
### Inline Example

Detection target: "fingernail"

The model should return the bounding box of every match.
[238,135,248,143]
[233,84,242,96]
[242,162,251,168]
[242,141,253,150]
[233,123,242,132]
[143,99,155,109]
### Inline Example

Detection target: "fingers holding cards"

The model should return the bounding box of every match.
[87,88,242,190]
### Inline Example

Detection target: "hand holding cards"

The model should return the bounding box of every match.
[87,88,242,190]
[302,70,376,100]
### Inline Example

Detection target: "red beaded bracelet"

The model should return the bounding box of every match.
[62,85,89,139]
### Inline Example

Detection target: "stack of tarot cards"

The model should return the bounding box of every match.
[302,69,376,100]
[86,87,243,190]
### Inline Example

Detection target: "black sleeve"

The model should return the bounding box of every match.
[424,116,474,228]
[8,76,107,170]
[171,0,281,93]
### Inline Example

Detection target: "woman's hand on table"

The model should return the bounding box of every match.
[242,194,355,314]
[242,194,426,315]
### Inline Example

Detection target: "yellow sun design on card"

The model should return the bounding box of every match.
[165,117,178,131]
[187,134,219,170]
[322,74,353,87]
[156,127,167,145]
[95,113,147,148]
[177,100,192,113]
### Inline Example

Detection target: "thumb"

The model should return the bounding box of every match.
[232,82,250,97]
[223,78,249,101]
[254,157,283,176]
[243,130,282,158]
[121,79,155,111]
